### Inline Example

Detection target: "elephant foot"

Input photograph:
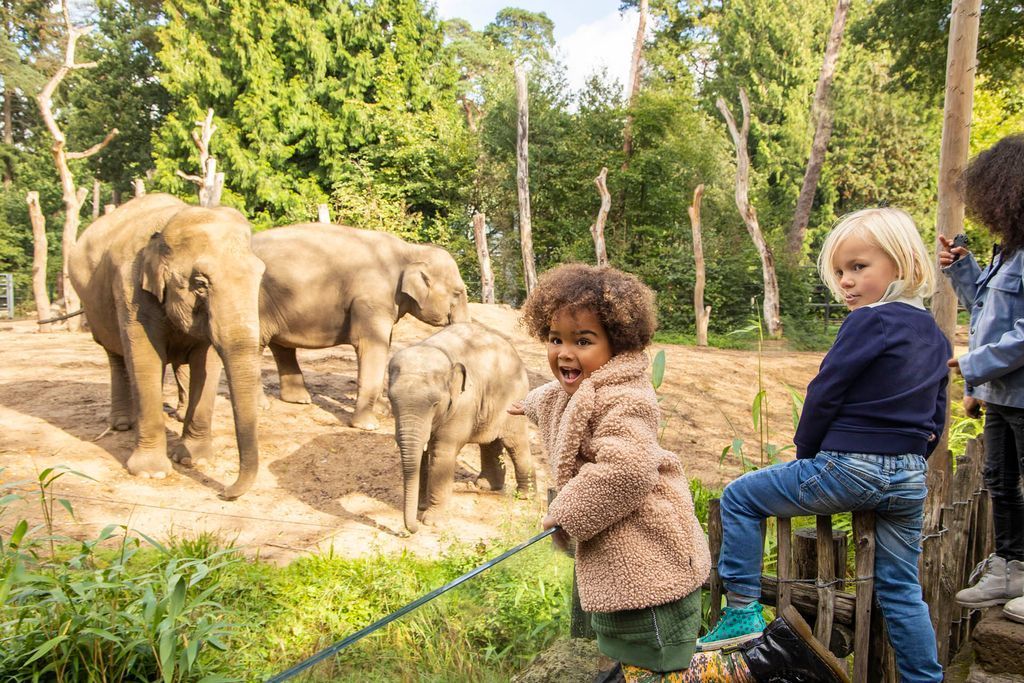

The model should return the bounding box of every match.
[474,474,506,492]
[126,448,172,479]
[279,385,312,404]
[350,412,379,431]
[171,436,214,467]
[110,414,133,431]
[259,392,272,411]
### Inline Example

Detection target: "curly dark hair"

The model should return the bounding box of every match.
[520,263,657,354]
[960,134,1024,254]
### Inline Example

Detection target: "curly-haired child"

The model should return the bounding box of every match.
[510,264,712,680]
[701,208,948,683]
[939,134,1024,623]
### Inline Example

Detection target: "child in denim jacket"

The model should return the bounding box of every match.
[940,134,1024,622]
[699,208,948,683]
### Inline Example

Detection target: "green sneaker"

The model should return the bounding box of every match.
[696,601,766,652]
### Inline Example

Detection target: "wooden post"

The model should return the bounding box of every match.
[793,527,848,588]
[688,184,711,346]
[789,0,851,255]
[590,167,610,266]
[317,203,330,224]
[716,89,782,337]
[91,178,100,219]
[472,212,495,304]
[708,498,723,627]
[26,191,52,330]
[814,515,836,644]
[776,517,792,614]
[853,511,875,683]
[35,0,118,333]
[925,4,982,618]
[513,61,537,295]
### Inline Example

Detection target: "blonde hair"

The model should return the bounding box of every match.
[817,207,936,302]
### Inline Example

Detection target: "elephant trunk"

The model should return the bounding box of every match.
[451,292,470,323]
[212,323,262,500]
[395,410,431,533]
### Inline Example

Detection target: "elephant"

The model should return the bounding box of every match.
[388,322,535,533]
[68,193,266,500]
[252,223,470,430]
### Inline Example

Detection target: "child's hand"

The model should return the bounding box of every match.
[938,234,970,267]
[947,357,961,374]
[542,514,570,552]
[963,395,984,419]
[507,401,525,416]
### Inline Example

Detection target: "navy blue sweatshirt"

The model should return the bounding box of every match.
[794,302,951,459]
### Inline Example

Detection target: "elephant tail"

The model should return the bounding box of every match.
[37,309,84,324]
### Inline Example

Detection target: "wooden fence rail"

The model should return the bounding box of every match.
[704,438,990,678]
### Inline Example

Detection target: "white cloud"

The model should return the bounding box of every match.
[556,8,640,96]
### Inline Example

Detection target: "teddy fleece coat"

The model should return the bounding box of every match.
[523,351,711,613]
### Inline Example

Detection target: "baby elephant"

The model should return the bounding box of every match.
[389,322,535,533]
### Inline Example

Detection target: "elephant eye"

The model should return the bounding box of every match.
[190,274,210,293]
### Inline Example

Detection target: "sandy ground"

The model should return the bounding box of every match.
[0,304,824,563]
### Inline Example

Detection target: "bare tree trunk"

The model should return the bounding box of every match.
[473,212,495,304]
[92,178,100,219]
[176,109,224,207]
[26,191,52,331]
[621,0,648,166]
[35,1,118,332]
[2,89,12,188]
[688,184,711,347]
[717,89,782,337]
[590,167,611,266]
[317,203,330,223]
[514,62,537,295]
[104,204,116,215]
[789,0,851,256]
[133,178,145,197]
[923,0,981,642]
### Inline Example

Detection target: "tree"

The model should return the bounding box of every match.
[717,89,782,337]
[35,0,118,329]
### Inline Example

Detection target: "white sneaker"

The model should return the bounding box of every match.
[1004,593,1024,624]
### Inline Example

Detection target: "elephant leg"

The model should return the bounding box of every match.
[122,320,172,479]
[476,441,507,491]
[166,361,190,422]
[171,344,220,466]
[270,343,311,404]
[503,424,536,494]
[420,442,459,527]
[106,350,133,431]
[350,313,391,431]
[417,450,430,511]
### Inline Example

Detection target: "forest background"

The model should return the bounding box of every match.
[2,0,1023,342]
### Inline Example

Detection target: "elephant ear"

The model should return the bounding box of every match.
[448,362,466,407]
[400,262,431,307]
[141,232,169,302]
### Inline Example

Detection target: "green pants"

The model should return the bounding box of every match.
[591,588,701,673]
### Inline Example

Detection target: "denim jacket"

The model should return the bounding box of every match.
[944,248,1024,409]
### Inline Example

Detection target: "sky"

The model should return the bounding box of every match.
[432,1,642,95]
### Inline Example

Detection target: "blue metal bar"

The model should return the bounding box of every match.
[266,526,559,682]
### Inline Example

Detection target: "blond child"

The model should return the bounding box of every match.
[699,208,947,683]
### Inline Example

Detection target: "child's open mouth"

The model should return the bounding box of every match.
[560,367,582,383]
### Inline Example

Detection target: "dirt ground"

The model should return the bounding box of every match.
[0,304,824,563]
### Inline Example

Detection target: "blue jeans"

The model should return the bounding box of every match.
[718,451,942,683]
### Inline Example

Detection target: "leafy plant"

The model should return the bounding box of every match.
[0,466,237,682]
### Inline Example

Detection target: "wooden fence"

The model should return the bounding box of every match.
[705,438,991,679]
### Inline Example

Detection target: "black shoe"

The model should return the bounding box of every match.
[593,662,625,683]
[740,606,850,683]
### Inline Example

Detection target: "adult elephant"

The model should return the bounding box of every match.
[253,223,470,430]
[69,194,266,499]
